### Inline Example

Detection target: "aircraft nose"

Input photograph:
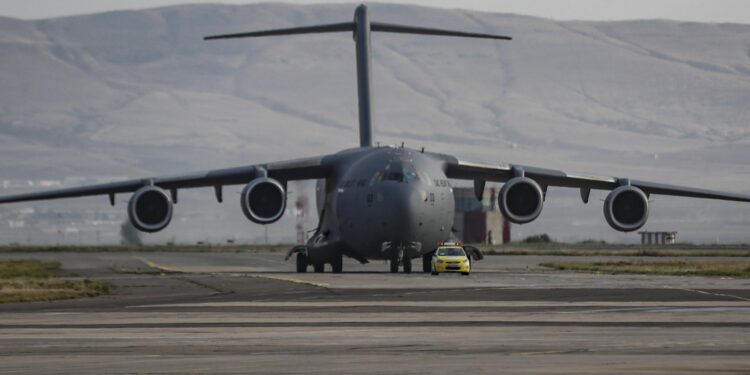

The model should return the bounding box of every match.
[375,183,424,240]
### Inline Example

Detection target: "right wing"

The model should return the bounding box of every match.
[0,155,331,205]
[432,153,750,203]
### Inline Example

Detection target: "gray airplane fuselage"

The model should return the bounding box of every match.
[309,146,454,264]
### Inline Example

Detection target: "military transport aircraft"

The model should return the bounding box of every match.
[1,5,749,273]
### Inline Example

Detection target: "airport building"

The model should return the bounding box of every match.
[638,231,678,245]
[453,187,510,244]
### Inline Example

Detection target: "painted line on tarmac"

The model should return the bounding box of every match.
[135,257,187,273]
[249,274,330,288]
[135,257,327,287]
[666,287,750,302]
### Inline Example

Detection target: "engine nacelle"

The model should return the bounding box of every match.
[241,178,286,224]
[128,186,173,233]
[604,186,649,232]
[498,177,544,224]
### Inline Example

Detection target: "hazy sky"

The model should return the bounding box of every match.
[1,0,749,23]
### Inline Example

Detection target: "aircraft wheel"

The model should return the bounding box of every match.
[389,259,399,273]
[296,253,308,273]
[402,257,412,273]
[313,263,325,273]
[331,255,343,274]
[422,253,432,273]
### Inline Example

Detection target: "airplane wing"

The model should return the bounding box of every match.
[435,154,750,203]
[0,155,331,205]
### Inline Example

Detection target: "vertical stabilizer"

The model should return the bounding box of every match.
[204,4,511,149]
[354,5,373,147]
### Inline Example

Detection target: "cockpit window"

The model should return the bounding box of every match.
[404,171,418,183]
[386,172,404,182]
[379,162,419,184]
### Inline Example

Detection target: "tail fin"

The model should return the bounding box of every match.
[205,4,512,148]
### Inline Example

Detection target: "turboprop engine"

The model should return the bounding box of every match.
[604,185,649,232]
[241,178,286,224]
[499,177,544,224]
[128,186,173,233]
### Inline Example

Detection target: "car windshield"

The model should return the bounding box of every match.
[436,247,465,257]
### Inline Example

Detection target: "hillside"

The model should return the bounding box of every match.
[0,3,748,243]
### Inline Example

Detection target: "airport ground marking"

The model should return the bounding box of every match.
[665,287,750,302]
[135,256,187,274]
[135,257,329,287]
[248,274,330,288]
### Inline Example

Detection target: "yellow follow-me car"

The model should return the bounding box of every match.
[431,245,471,276]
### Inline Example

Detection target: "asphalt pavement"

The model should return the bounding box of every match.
[1,251,749,374]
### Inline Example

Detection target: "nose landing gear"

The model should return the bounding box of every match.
[389,251,400,273]
[388,244,413,273]
[403,256,412,273]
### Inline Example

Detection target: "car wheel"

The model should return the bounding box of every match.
[461,272,470,276]
[313,263,325,273]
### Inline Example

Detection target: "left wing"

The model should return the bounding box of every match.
[0,155,331,205]
[433,153,750,203]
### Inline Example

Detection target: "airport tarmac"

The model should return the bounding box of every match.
[1,251,750,374]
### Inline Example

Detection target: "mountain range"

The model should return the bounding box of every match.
[0,3,748,243]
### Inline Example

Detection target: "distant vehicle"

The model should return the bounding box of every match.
[1,5,750,274]
[431,245,471,276]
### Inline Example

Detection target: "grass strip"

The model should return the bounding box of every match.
[0,260,111,303]
[2,244,750,256]
[0,260,60,278]
[540,260,750,277]
[0,244,290,253]
[484,248,750,257]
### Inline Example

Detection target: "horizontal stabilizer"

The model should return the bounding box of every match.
[204,22,511,42]
[371,22,511,40]
[203,5,512,149]
[204,22,355,40]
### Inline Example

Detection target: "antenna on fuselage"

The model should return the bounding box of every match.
[204,4,512,148]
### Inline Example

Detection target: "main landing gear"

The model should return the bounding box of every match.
[422,253,431,273]
[296,253,308,273]
[295,252,343,273]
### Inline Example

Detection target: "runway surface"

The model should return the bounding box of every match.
[1,251,750,374]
